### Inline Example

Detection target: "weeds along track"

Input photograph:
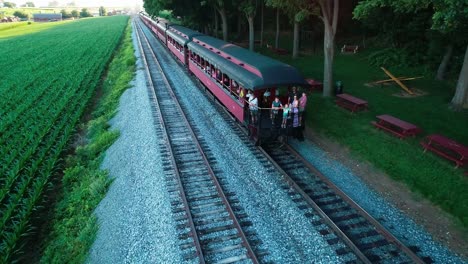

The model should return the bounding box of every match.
[261,142,433,264]
[134,20,263,264]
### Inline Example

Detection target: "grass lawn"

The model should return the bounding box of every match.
[260,46,468,228]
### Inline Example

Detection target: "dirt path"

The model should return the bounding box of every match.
[303,127,468,259]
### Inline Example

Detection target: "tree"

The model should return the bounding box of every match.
[60,9,72,19]
[239,0,257,51]
[13,11,28,19]
[354,0,468,108]
[266,0,314,58]
[99,6,106,16]
[71,9,79,18]
[202,0,231,41]
[80,8,92,17]
[433,1,468,108]
[25,2,35,7]
[317,0,339,97]
[266,1,288,51]
[3,2,16,8]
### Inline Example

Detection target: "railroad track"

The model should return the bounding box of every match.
[134,20,262,264]
[261,142,433,264]
[136,17,433,263]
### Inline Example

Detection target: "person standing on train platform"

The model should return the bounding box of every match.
[281,103,290,128]
[289,86,299,104]
[298,92,307,126]
[247,91,258,124]
[291,103,303,140]
[292,95,299,110]
[271,97,282,126]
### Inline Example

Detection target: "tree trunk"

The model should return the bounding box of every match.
[275,8,279,49]
[319,0,339,97]
[214,7,218,38]
[218,8,228,41]
[293,21,299,58]
[451,45,468,109]
[248,16,254,51]
[436,44,453,80]
[260,1,264,47]
[322,23,335,97]
[237,12,242,37]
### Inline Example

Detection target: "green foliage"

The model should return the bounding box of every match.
[41,19,135,263]
[353,0,468,80]
[71,10,79,18]
[99,6,106,16]
[60,9,72,19]
[0,16,129,262]
[80,8,92,18]
[12,10,28,18]
[3,2,16,8]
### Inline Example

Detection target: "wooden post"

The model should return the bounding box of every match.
[381,67,414,95]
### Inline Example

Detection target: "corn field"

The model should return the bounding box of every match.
[0,16,129,261]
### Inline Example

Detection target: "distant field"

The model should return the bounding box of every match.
[0,7,57,17]
[0,20,73,38]
[0,16,129,262]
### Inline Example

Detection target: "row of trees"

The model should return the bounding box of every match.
[2,1,78,8]
[143,0,467,108]
[10,8,101,19]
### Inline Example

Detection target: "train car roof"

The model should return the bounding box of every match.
[190,35,308,90]
[188,41,261,90]
[167,25,202,46]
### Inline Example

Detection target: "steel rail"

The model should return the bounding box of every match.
[135,18,259,264]
[133,20,206,263]
[283,144,425,264]
[257,146,372,264]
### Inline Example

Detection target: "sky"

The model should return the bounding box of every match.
[9,0,143,8]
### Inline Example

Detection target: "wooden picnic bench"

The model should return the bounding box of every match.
[341,45,359,54]
[371,114,421,139]
[306,78,323,92]
[335,93,368,113]
[421,134,468,168]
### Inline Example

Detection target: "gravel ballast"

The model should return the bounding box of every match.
[140,24,348,263]
[87,25,184,263]
[289,139,466,263]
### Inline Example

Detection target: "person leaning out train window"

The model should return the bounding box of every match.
[232,80,238,91]
[238,87,245,103]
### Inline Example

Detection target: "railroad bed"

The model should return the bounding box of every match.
[261,143,432,263]
[134,21,264,263]
[88,18,465,263]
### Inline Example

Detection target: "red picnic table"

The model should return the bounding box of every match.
[306,79,323,92]
[335,93,368,113]
[372,114,421,139]
[421,134,468,168]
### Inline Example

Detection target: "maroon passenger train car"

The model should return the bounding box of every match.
[139,13,309,144]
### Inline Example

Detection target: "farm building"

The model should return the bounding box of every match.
[33,13,62,22]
